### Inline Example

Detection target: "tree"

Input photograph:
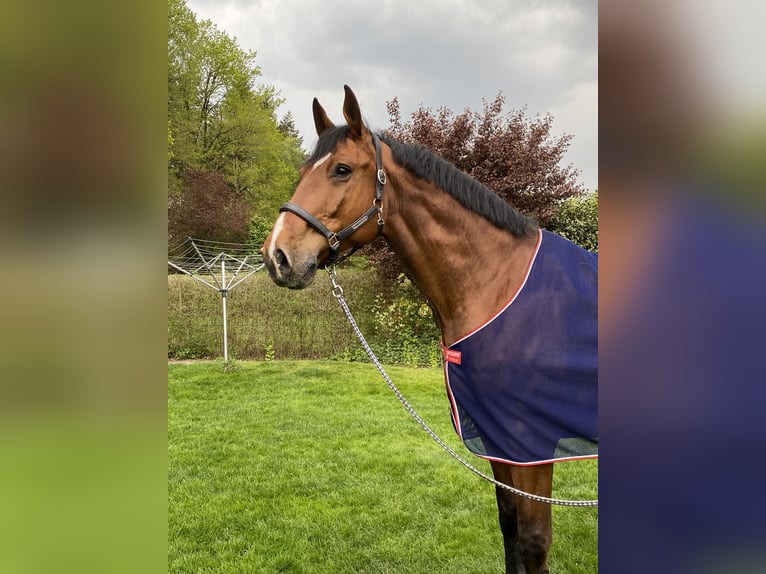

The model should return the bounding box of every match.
[278,111,303,146]
[168,0,264,174]
[369,93,586,278]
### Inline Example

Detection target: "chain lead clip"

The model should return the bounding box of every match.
[327,265,343,298]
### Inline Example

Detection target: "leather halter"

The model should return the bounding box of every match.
[279,133,386,266]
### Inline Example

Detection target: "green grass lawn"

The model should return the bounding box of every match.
[168,361,597,573]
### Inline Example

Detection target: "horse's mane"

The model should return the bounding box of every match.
[305,126,537,238]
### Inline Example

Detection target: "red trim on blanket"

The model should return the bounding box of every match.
[443,362,463,440]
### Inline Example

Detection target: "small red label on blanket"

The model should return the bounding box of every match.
[443,348,462,365]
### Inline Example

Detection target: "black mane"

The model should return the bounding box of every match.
[305,127,537,237]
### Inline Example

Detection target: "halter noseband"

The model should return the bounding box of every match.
[279,133,386,266]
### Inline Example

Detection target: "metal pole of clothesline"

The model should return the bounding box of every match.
[221,255,228,362]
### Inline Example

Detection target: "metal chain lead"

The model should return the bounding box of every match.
[327,267,598,507]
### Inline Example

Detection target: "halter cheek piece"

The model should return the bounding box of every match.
[279,133,386,266]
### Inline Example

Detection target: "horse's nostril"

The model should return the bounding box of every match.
[275,249,291,274]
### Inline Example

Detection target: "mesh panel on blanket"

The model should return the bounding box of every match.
[443,230,598,465]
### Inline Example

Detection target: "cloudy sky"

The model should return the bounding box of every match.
[187,0,598,191]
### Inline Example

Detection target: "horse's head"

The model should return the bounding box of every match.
[262,85,386,289]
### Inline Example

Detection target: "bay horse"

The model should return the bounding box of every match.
[262,86,597,574]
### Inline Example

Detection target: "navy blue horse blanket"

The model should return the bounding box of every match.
[442,229,598,465]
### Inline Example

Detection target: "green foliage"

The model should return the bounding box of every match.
[246,213,273,249]
[547,191,599,252]
[167,120,174,161]
[218,358,242,373]
[371,275,441,367]
[172,341,212,360]
[168,361,598,573]
[277,110,303,146]
[263,337,276,362]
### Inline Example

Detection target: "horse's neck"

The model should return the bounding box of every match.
[383,173,538,346]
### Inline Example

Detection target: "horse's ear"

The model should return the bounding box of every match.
[342,85,365,138]
[313,98,335,136]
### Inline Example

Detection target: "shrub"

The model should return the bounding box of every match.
[248,213,274,250]
[547,191,599,252]
[369,275,441,367]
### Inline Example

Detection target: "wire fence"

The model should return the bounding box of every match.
[167,269,400,361]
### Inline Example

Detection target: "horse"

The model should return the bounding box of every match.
[262,85,598,574]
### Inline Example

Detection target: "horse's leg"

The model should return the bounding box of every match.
[509,463,554,574]
[490,461,522,574]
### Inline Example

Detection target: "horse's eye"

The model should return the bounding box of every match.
[332,164,352,179]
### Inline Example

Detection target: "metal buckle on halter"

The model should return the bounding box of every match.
[377,169,387,186]
[327,233,340,251]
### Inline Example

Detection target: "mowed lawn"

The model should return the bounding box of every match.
[168,361,597,573]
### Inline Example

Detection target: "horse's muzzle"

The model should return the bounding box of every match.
[263,248,317,290]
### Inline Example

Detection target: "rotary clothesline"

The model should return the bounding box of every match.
[168,237,264,361]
